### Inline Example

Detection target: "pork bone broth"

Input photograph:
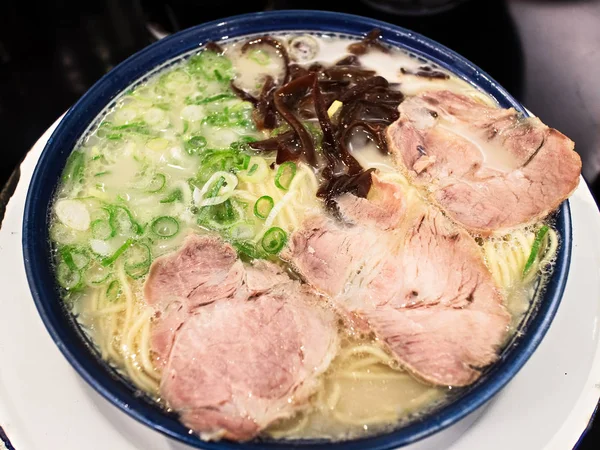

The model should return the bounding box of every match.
[49,30,565,442]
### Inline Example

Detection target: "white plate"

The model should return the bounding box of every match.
[1,119,599,450]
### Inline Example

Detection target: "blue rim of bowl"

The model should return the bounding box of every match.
[22,10,573,450]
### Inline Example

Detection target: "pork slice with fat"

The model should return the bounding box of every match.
[386,90,581,234]
[144,234,339,440]
[284,176,510,386]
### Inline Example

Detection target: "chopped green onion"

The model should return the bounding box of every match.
[146,138,169,151]
[91,219,113,240]
[155,102,171,111]
[275,162,297,190]
[160,188,183,204]
[161,70,191,91]
[195,93,237,104]
[233,240,264,260]
[111,121,150,133]
[101,238,134,267]
[56,262,82,291]
[60,246,90,271]
[185,135,207,155]
[84,263,112,286]
[194,172,238,207]
[151,216,179,239]
[248,48,270,66]
[254,196,274,219]
[108,205,143,236]
[49,222,80,245]
[237,157,268,183]
[62,150,85,184]
[229,223,255,240]
[106,280,122,302]
[94,171,110,177]
[523,225,550,276]
[146,173,166,193]
[214,199,237,224]
[182,120,189,134]
[195,148,251,184]
[188,50,234,82]
[202,175,226,201]
[124,242,152,279]
[55,199,91,231]
[261,227,287,254]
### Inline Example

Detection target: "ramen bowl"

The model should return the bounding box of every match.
[22,10,572,450]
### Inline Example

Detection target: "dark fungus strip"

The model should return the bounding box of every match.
[249,130,296,151]
[338,76,388,104]
[254,75,277,130]
[317,169,375,218]
[335,55,361,66]
[312,75,338,170]
[313,77,363,175]
[242,36,291,84]
[249,130,303,164]
[273,73,317,166]
[362,88,404,105]
[339,100,399,129]
[400,66,450,80]
[204,41,224,53]
[321,66,377,82]
[347,28,390,55]
[230,81,258,106]
[289,64,310,80]
[342,121,390,155]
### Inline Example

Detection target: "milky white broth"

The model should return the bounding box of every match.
[48,32,557,441]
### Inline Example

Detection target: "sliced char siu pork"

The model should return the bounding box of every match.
[386,90,581,235]
[283,174,510,386]
[144,235,339,441]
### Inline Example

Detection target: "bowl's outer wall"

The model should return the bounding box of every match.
[22,10,572,450]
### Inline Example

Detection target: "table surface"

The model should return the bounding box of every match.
[0,0,598,447]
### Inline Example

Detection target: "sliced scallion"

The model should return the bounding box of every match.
[261,227,287,254]
[233,240,264,260]
[275,162,297,190]
[146,173,167,193]
[124,242,152,279]
[56,262,82,291]
[109,205,143,236]
[193,172,238,207]
[106,279,122,302]
[237,156,268,183]
[150,216,179,239]
[248,48,270,66]
[229,223,255,241]
[84,263,112,287]
[60,246,90,271]
[185,135,207,155]
[146,137,169,151]
[160,188,183,204]
[62,150,85,184]
[101,238,134,267]
[523,225,550,276]
[254,196,274,219]
[196,93,237,104]
[91,219,113,240]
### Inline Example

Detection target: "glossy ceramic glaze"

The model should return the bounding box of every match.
[20,10,572,450]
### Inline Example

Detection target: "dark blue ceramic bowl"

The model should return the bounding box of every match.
[22,10,572,450]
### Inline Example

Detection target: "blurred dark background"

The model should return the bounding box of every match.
[0,0,598,447]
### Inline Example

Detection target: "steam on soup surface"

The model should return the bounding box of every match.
[49,30,565,441]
